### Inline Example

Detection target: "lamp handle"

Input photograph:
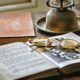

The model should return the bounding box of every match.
[46,0,74,8]
[46,0,59,8]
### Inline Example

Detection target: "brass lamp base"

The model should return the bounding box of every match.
[45,9,79,33]
[37,17,80,34]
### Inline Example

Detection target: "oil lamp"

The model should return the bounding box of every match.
[45,0,79,33]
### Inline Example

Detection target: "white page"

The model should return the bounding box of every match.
[0,42,57,80]
[41,32,80,68]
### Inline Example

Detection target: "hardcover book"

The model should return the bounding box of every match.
[0,12,35,37]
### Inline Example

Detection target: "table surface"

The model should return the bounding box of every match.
[0,10,80,80]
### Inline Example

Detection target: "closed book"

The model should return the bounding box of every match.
[0,12,35,44]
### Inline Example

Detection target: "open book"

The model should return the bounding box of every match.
[0,32,80,80]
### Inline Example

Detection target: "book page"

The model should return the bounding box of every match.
[41,32,80,68]
[0,42,56,80]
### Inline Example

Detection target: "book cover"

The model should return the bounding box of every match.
[0,12,35,37]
